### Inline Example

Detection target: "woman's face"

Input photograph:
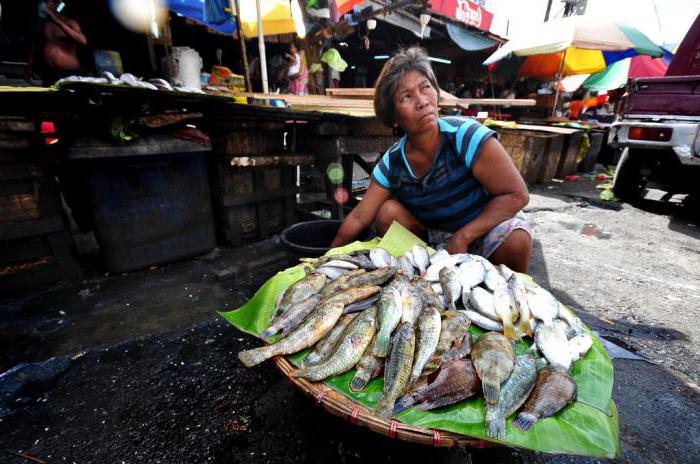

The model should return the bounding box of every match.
[289,44,297,54]
[392,70,438,135]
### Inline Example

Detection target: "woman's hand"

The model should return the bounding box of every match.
[445,230,472,254]
[330,181,391,248]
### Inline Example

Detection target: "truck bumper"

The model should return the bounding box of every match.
[609,121,700,166]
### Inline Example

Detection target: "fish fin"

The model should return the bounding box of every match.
[350,373,370,392]
[502,319,518,340]
[238,346,274,367]
[519,318,533,337]
[485,416,506,440]
[513,413,537,431]
[373,394,396,418]
[392,395,415,415]
[373,332,390,358]
[414,396,460,411]
[482,381,500,404]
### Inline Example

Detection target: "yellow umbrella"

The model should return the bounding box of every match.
[239,0,295,38]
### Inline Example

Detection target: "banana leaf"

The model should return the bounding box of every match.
[220,223,620,458]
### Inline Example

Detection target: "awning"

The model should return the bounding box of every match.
[168,0,237,35]
[446,23,496,51]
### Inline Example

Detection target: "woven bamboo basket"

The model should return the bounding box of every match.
[274,356,495,448]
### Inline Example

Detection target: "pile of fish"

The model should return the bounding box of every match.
[238,246,593,440]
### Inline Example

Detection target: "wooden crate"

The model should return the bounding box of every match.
[498,129,561,184]
[556,131,585,178]
[211,121,287,156]
[537,134,565,183]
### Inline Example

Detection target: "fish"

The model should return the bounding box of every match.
[323,259,358,270]
[373,322,416,418]
[404,250,418,268]
[274,273,327,318]
[389,255,399,268]
[400,285,423,325]
[469,287,499,320]
[343,294,380,314]
[483,269,507,292]
[471,331,515,404]
[497,264,515,281]
[261,294,322,340]
[342,266,397,288]
[293,306,377,381]
[408,305,442,386]
[507,273,533,337]
[439,266,462,311]
[558,306,584,334]
[393,358,480,414]
[411,245,430,275]
[470,254,497,274]
[325,284,381,307]
[461,309,503,332]
[423,311,472,374]
[313,266,351,280]
[485,354,538,440]
[373,287,403,357]
[411,277,444,310]
[554,318,580,340]
[301,314,357,368]
[369,248,392,268]
[458,260,486,291]
[493,284,518,340]
[327,253,376,270]
[385,272,411,293]
[238,301,345,367]
[524,285,559,326]
[513,366,577,431]
[397,255,415,277]
[350,335,385,392]
[429,249,450,265]
[424,254,470,282]
[534,322,572,369]
[321,269,366,298]
[569,332,593,362]
[431,282,444,294]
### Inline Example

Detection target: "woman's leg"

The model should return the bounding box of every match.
[375,199,426,238]
[488,229,532,273]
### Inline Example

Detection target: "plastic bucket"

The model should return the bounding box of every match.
[280,220,373,258]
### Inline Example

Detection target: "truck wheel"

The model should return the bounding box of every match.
[612,149,646,201]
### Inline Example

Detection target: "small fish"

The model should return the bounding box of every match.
[394,358,480,414]
[461,309,503,332]
[411,277,444,310]
[313,266,351,280]
[321,269,366,298]
[524,285,559,326]
[343,294,380,314]
[342,266,397,288]
[275,273,327,318]
[325,284,381,307]
[423,311,471,374]
[469,287,498,320]
[398,255,415,277]
[483,269,507,292]
[389,255,399,268]
[385,272,411,293]
[569,332,593,362]
[329,253,377,270]
[439,266,462,311]
[493,284,518,340]
[497,264,515,281]
[429,249,450,265]
[400,285,423,325]
[409,305,442,386]
[373,287,403,357]
[513,366,577,431]
[369,248,392,268]
[322,259,359,270]
[534,323,572,369]
[424,254,470,282]
[485,354,538,440]
[507,273,533,337]
[301,314,357,368]
[554,318,580,340]
[239,301,344,367]
[293,307,377,382]
[470,254,497,274]
[459,260,486,290]
[471,332,515,404]
[261,294,322,340]
[411,245,430,275]
[350,335,385,392]
[558,305,584,333]
[404,250,418,268]
[373,322,416,418]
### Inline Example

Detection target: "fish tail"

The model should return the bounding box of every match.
[482,381,500,404]
[350,373,370,392]
[518,318,533,337]
[392,395,415,415]
[238,345,275,367]
[485,415,506,440]
[373,394,396,418]
[513,413,537,431]
[502,319,518,340]
[373,331,390,357]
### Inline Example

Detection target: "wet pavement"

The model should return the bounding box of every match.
[1,172,700,463]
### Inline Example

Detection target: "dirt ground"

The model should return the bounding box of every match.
[1,174,699,463]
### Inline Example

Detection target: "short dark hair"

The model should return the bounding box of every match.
[373,47,440,128]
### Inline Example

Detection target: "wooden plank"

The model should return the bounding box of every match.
[253,169,269,239]
[556,132,584,177]
[213,187,299,207]
[0,217,63,241]
[0,237,51,265]
[67,134,211,159]
[228,154,315,167]
[310,135,395,158]
[0,163,44,181]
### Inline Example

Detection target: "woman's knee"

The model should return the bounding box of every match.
[490,229,532,272]
[375,200,422,236]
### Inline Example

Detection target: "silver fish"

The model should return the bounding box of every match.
[313,266,351,280]
[411,245,430,275]
[569,332,593,362]
[439,266,462,311]
[322,259,359,270]
[458,260,486,290]
[373,322,416,418]
[424,254,470,282]
[373,287,403,357]
[398,255,415,277]
[369,248,392,268]
[429,249,450,265]
[409,305,442,386]
[275,273,327,318]
[404,250,418,268]
[493,284,518,341]
[525,285,559,326]
[483,269,507,292]
[461,309,503,332]
[497,263,515,281]
[470,287,498,320]
[535,323,572,369]
[507,273,533,337]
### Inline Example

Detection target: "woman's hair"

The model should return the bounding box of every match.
[373,47,440,128]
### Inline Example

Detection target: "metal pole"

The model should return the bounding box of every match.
[255,0,269,93]
[544,0,553,21]
[551,48,567,116]
[231,0,251,92]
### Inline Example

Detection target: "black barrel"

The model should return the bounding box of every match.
[280,220,373,258]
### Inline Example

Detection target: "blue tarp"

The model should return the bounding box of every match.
[168,0,237,35]
[446,23,497,51]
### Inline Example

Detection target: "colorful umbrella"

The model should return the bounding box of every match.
[582,53,669,91]
[238,0,296,38]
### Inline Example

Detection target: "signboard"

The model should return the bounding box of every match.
[430,0,494,32]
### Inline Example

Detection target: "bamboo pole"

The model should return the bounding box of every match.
[551,48,568,116]
[255,0,269,93]
[231,0,251,92]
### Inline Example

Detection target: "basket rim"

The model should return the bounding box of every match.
[273,356,496,449]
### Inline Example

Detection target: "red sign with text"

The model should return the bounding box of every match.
[430,0,494,32]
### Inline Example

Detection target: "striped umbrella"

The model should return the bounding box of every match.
[582,51,671,91]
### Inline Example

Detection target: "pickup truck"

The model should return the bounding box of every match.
[609,14,700,202]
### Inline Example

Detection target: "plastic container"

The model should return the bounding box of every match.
[280,220,373,258]
[172,46,203,89]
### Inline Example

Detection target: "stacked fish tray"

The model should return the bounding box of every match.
[0,116,80,293]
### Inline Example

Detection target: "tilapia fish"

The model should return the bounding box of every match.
[485,354,538,440]
[238,301,344,367]
[513,366,577,431]
[343,294,380,314]
[398,255,415,277]
[325,284,381,307]
[525,284,560,326]
[261,294,321,340]
[469,287,498,320]
[461,309,503,332]
[400,285,423,325]
[321,269,366,298]
[301,313,357,368]
[275,273,327,318]
[373,286,403,358]
[423,311,472,375]
[342,266,397,288]
[393,358,480,414]
[313,266,351,280]
[459,260,485,290]
[471,331,515,404]
[569,332,593,362]
[350,334,384,392]
[425,254,469,282]
[534,322,572,369]
[369,248,392,268]
[409,305,442,386]
[293,306,377,382]
[411,277,444,310]
[493,284,518,340]
[507,273,533,337]
[483,269,507,292]
[411,245,430,275]
[373,322,416,418]
[439,265,462,311]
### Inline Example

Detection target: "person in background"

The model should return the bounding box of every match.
[330,47,532,272]
[36,0,87,85]
[285,42,308,95]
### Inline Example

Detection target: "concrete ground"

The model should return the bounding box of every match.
[1,173,699,463]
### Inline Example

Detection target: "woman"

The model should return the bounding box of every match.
[285,42,308,95]
[330,48,532,272]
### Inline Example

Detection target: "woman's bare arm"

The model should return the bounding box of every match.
[331,181,391,247]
